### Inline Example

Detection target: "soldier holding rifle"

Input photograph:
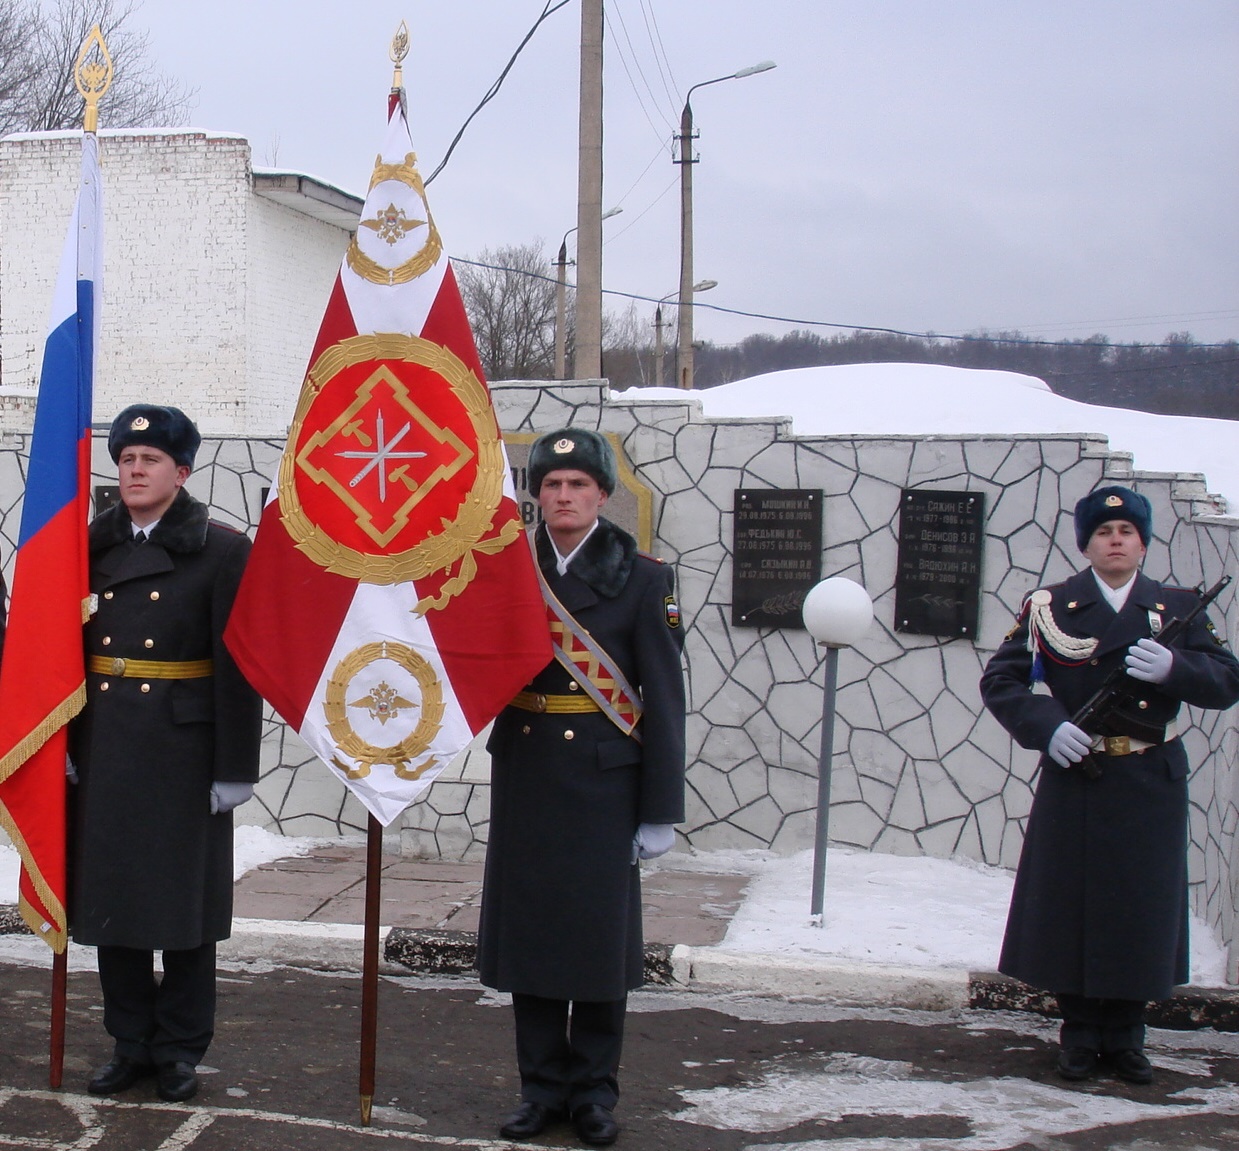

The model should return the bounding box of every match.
[981,485,1239,1086]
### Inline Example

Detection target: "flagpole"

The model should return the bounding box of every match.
[50,949,67,1087]
[43,25,115,1091]
[359,813,383,1125]
[356,28,408,1127]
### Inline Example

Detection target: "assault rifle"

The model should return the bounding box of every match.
[1072,574,1231,779]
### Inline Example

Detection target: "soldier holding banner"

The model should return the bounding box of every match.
[70,405,262,1104]
[479,428,686,1147]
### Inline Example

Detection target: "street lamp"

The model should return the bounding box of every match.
[655,280,716,387]
[555,206,623,381]
[801,577,874,925]
[675,60,775,390]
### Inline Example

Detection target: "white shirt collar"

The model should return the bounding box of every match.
[133,518,160,538]
[550,518,600,575]
[1092,568,1137,612]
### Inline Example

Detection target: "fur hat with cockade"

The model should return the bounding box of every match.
[107,404,201,470]
[527,428,617,496]
[1073,484,1152,551]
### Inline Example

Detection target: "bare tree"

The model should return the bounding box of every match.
[0,0,39,136]
[456,242,557,381]
[0,0,193,137]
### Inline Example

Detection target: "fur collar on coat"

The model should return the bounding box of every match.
[89,488,209,556]
[536,516,635,599]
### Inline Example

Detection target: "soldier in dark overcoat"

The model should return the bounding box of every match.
[479,428,685,1147]
[981,485,1239,1086]
[70,405,261,1105]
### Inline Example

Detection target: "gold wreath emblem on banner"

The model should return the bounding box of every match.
[278,333,522,612]
[325,641,444,780]
[346,152,443,285]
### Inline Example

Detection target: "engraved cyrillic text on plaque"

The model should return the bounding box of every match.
[895,489,984,638]
[732,489,822,628]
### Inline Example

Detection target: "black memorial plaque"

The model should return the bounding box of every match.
[93,484,120,514]
[894,489,985,638]
[732,489,822,628]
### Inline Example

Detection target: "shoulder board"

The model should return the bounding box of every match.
[637,550,665,564]
[1019,582,1065,611]
[208,519,248,537]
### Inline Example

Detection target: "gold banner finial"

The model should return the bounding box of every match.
[390,20,410,91]
[74,24,113,134]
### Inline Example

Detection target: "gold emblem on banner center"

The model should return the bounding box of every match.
[278,333,521,611]
[326,641,443,780]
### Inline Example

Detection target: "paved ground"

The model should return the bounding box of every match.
[3,962,1239,1151]
[229,844,749,947]
[4,846,1239,1149]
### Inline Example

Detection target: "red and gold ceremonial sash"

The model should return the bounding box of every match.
[536,564,643,741]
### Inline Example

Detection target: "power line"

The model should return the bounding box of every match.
[449,256,1237,351]
[425,0,572,186]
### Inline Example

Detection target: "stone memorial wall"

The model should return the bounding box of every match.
[1,379,1236,976]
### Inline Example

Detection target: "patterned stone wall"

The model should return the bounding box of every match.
[0,379,1235,976]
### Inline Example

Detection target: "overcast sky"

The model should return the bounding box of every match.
[131,1,1238,348]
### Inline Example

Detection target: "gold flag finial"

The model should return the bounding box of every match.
[74,24,113,133]
[390,20,409,90]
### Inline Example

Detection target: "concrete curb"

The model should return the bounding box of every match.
[5,909,1238,1030]
[670,945,971,1011]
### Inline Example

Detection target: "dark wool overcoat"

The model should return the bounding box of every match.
[980,568,1239,1001]
[70,490,262,951]
[478,518,686,1002]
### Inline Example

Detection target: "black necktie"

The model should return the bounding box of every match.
[133,530,147,545]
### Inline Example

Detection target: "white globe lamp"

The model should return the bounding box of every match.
[802,576,874,923]
[802,577,874,647]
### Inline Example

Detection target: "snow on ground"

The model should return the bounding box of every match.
[635,362,1239,507]
[668,846,1229,987]
[3,834,1228,985]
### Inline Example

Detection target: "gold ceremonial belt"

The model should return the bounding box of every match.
[1092,720,1177,757]
[87,655,214,680]
[510,691,602,715]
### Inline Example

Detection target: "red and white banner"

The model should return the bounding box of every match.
[225,92,551,826]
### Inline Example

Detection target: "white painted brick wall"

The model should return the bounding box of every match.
[0,130,351,436]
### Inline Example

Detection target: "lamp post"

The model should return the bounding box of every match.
[655,280,715,387]
[555,207,622,381]
[675,60,775,390]
[801,577,874,925]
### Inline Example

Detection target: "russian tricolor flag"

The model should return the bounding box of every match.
[0,132,103,951]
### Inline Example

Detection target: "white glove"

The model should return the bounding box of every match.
[1125,638,1173,684]
[210,781,254,814]
[1047,722,1092,768]
[632,823,676,863]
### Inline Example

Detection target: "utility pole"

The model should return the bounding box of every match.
[554,237,570,380]
[574,0,604,380]
[654,304,666,388]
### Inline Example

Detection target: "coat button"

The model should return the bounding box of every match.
[564,730,575,740]
[1138,700,1148,709]
[102,636,111,645]
[1090,659,1099,666]
[567,681,579,692]
[150,591,160,601]
[99,682,109,691]
[103,590,114,600]
[140,683,150,693]
[144,638,154,648]
[522,725,531,735]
